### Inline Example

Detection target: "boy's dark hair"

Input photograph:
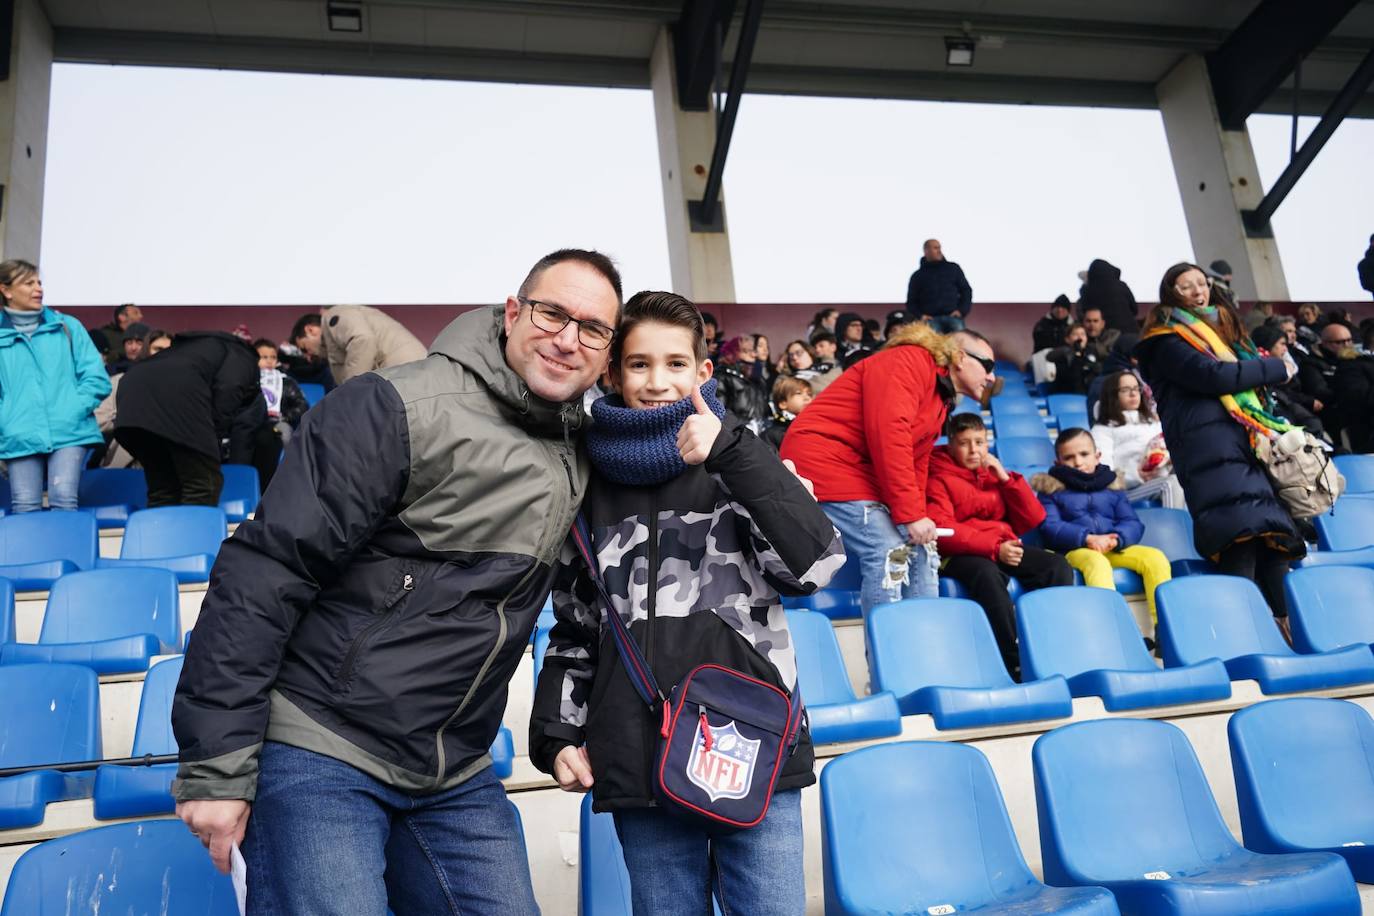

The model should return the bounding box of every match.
[1098,370,1155,426]
[1055,427,1095,453]
[809,329,836,347]
[611,290,707,369]
[1063,321,1084,343]
[945,412,986,438]
[771,375,811,406]
[518,248,624,312]
[290,313,321,344]
[251,337,279,354]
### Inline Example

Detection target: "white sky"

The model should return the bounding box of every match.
[39,63,1374,306]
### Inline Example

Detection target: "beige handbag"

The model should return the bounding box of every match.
[1255,428,1345,520]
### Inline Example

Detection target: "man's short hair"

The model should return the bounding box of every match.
[809,329,837,347]
[290,313,321,344]
[953,328,992,351]
[1081,305,1104,318]
[1055,427,1095,451]
[113,303,136,322]
[1269,315,1296,328]
[517,249,624,312]
[946,412,986,438]
[771,375,811,406]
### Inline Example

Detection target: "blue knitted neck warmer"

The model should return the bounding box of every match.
[586,379,727,486]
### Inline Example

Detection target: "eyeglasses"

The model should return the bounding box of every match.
[1326,337,1353,346]
[518,297,614,350]
[1117,385,1141,395]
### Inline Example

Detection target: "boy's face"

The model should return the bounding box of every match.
[948,428,989,471]
[1057,433,1100,474]
[780,389,813,415]
[1066,326,1087,347]
[842,321,864,343]
[813,339,836,360]
[257,345,279,370]
[614,321,710,410]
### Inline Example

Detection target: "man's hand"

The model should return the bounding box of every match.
[1314,398,1325,412]
[553,746,594,793]
[982,453,1010,482]
[177,798,251,875]
[905,517,938,545]
[1084,533,1117,553]
[678,386,722,465]
[782,459,815,498]
[997,540,1024,566]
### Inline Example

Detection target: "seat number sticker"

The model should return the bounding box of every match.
[927,906,955,915]
[1343,841,1366,847]
[1144,871,1171,880]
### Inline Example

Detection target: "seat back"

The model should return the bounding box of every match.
[1298,546,1374,570]
[0,576,13,643]
[120,506,228,560]
[0,820,238,915]
[0,511,98,569]
[1315,496,1374,551]
[990,396,1040,418]
[953,395,982,416]
[786,610,857,705]
[77,467,148,511]
[1054,407,1090,431]
[532,624,551,685]
[41,567,181,651]
[1047,393,1088,420]
[1033,718,1239,884]
[298,382,326,407]
[219,464,261,511]
[867,599,1013,694]
[1018,586,1153,680]
[825,547,862,593]
[1155,575,1291,666]
[1283,566,1374,653]
[1135,507,1204,564]
[132,656,185,756]
[579,792,634,915]
[1333,454,1374,495]
[991,435,1055,469]
[0,663,100,768]
[991,413,1049,439]
[821,741,1039,913]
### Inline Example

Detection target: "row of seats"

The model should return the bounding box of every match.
[1,464,260,527]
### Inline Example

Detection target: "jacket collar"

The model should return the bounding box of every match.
[0,306,58,336]
[929,448,992,486]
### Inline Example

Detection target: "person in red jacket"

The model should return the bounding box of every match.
[927,413,1074,674]
[780,324,996,613]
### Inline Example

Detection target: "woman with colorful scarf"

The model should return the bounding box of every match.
[1135,262,1304,625]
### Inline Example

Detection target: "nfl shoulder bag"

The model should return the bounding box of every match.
[571,516,803,832]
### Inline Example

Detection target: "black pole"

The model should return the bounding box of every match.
[1290,57,1301,162]
[1245,45,1374,235]
[692,0,765,231]
[0,753,178,779]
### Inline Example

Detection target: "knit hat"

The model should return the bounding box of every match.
[1052,294,1071,311]
[122,322,150,342]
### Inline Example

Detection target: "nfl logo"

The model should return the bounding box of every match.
[686,719,759,802]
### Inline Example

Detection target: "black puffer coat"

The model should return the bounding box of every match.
[713,362,769,424]
[1079,259,1138,334]
[1135,331,1303,560]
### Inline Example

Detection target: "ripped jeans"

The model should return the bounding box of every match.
[820,500,939,614]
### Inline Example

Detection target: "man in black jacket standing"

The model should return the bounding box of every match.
[1359,234,1373,299]
[905,238,973,334]
[172,250,623,914]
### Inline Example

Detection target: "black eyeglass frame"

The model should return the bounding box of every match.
[517,296,615,350]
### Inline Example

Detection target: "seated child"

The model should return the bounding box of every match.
[1031,427,1172,628]
[762,375,813,451]
[928,413,1074,675]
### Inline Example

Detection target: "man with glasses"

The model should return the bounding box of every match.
[172,249,622,913]
[1298,321,1354,441]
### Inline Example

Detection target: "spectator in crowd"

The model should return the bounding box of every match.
[927,413,1073,675]
[1090,369,1186,508]
[1270,314,1309,361]
[1360,233,1374,298]
[807,307,839,339]
[782,339,820,380]
[1048,323,1104,395]
[1244,301,1274,333]
[1084,332,1141,423]
[702,310,721,360]
[750,333,779,390]
[834,311,868,362]
[713,335,769,428]
[1337,331,1374,452]
[905,238,973,334]
[226,339,309,489]
[1031,428,1172,630]
[1136,261,1303,625]
[94,302,143,365]
[86,326,110,362]
[1207,259,1236,308]
[146,328,173,356]
[1298,321,1351,440]
[292,304,427,386]
[284,314,336,390]
[1078,258,1138,333]
[115,330,259,507]
[1033,295,1074,353]
[762,375,813,451]
[0,259,110,512]
[1080,305,1120,357]
[1249,324,1332,446]
[93,328,173,469]
[106,321,151,375]
[780,326,996,613]
[1295,302,1323,344]
[809,329,838,372]
[173,249,621,907]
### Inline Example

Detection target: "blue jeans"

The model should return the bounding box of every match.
[242,741,538,915]
[926,315,965,334]
[821,500,938,614]
[6,447,88,512]
[613,789,804,916]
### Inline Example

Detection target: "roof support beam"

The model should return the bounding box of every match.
[690,0,763,231]
[672,0,736,111]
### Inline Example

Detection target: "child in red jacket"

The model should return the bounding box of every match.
[928,413,1074,675]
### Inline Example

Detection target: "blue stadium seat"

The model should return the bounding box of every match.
[953,394,983,416]
[0,663,100,829]
[97,506,228,583]
[1314,496,1374,551]
[0,820,239,915]
[93,655,182,818]
[866,599,1072,729]
[990,395,1041,418]
[0,577,12,644]
[0,473,8,514]
[822,741,1118,915]
[1134,507,1215,576]
[1284,566,1374,654]
[1034,718,1360,915]
[1047,393,1088,421]
[1156,576,1374,694]
[0,568,182,674]
[991,412,1052,439]
[1298,545,1374,570]
[1054,407,1090,432]
[992,435,1056,470]
[938,575,1024,603]
[490,725,514,780]
[298,382,326,407]
[77,467,147,528]
[1229,698,1374,882]
[0,511,98,591]
[218,463,261,523]
[786,610,901,744]
[790,548,862,620]
[1332,454,1374,495]
[1018,587,1230,711]
[532,624,551,685]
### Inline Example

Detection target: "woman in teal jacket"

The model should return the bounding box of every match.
[0,259,110,512]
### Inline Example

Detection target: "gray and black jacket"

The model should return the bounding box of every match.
[172,307,587,800]
[530,414,845,811]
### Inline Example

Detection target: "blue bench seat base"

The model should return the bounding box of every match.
[92,763,176,820]
[0,559,78,592]
[0,770,93,829]
[97,554,212,583]
[81,504,133,529]
[1225,645,1374,695]
[0,634,161,675]
[490,727,514,780]
[965,885,1118,915]
[899,676,1072,729]
[806,692,903,745]
[805,589,861,620]
[1067,659,1232,711]
[1097,850,1359,916]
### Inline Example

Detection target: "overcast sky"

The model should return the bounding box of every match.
[39,63,1374,306]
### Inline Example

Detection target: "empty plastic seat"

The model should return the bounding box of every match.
[791,549,862,620]
[298,382,326,407]
[218,463,262,523]
[1229,698,1374,881]
[1298,545,1374,570]
[1314,496,1374,551]
[490,725,514,780]
[1283,566,1374,654]
[992,435,1056,470]
[77,467,147,528]
[0,820,239,915]
[1055,408,1091,432]
[92,655,182,819]
[1,567,181,674]
[953,394,983,416]
[938,575,1024,603]
[823,741,1118,915]
[0,511,98,591]
[97,505,228,583]
[786,610,901,744]
[992,412,1052,439]
[1046,393,1088,419]
[1333,454,1374,495]
[0,577,12,644]
[1134,507,1214,576]
[0,663,101,829]
[866,599,1072,729]
[1034,718,1360,915]
[1156,576,1374,694]
[990,396,1041,418]
[1018,587,1230,711]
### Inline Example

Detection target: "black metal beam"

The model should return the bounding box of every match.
[1207,0,1359,130]
[689,0,764,232]
[672,0,736,112]
[1243,45,1374,235]
[0,0,13,82]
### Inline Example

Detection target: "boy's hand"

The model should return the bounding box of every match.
[982,453,1010,482]
[678,387,722,465]
[1084,534,1116,552]
[553,746,594,793]
[997,540,1023,566]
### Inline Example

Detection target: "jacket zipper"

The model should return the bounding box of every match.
[337,573,414,688]
[646,489,659,669]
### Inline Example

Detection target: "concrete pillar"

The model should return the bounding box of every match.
[0,0,51,263]
[1156,54,1288,301]
[649,27,736,302]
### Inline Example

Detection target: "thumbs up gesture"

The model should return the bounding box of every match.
[677,385,722,465]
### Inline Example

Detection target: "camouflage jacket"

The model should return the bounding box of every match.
[530,414,845,811]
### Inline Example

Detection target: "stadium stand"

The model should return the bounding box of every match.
[990,412,1053,440]
[1133,507,1215,577]
[0,579,11,645]
[989,396,1043,419]
[1333,454,1374,495]
[782,550,862,620]
[785,609,901,745]
[1316,496,1374,552]
[298,382,326,407]
[217,464,261,523]
[1046,393,1089,422]
[0,512,98,591]
[96,506,228,583]
[1299,545,1374,570]
[92,655,182,819]
[1284,566,1374,654]
[76,467,148,528]
[0,664,101,830]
